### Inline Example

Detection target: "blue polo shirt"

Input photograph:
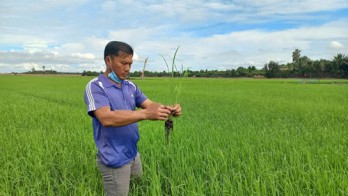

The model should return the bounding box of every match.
[84,74,147,168]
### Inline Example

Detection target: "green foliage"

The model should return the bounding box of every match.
[23,69,58,74]
[81,70,102,76]
[264,51,348,78]
[0,75,347,195]
[131,51,348,79]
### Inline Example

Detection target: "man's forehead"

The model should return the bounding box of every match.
[115,53,133,63]
[113,52,132,60]
[119,55,133,61]
[118,51,133,57]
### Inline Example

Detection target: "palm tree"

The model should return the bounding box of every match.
[292,49,301,63]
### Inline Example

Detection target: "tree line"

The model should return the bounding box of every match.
[263,50,348,78]
[22,67,80,75]
[130,50,347,79]
[22,50,347,79]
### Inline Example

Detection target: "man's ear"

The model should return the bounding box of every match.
[105,56,111,66]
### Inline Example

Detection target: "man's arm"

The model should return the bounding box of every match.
[94,99,172,127]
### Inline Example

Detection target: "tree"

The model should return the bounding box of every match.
[291,49,302,77]
[292,49,301,63]
[300,56,312,77]
[333,53,348,78]
[313,60,325,78]
[236,67,247,77]
[340,56,348,78]
[264,61,280,78]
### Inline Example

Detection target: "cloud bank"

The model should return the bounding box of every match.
[0,0,347,73]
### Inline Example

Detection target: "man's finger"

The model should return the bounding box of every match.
[160,108,172,114]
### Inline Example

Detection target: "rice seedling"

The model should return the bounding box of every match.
[160,46,189,144]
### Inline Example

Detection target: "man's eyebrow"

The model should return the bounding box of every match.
[121,60,133,64]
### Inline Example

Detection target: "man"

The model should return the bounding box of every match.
[84,41,181,195]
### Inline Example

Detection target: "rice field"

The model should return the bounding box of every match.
[0,75,347,195]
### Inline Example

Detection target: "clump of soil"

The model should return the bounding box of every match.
[164,117,173,144]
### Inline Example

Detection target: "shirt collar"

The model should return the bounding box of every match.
[98,74,129,88]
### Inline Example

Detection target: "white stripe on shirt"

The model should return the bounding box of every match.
[127,80,137,91]
[86,78,98,111]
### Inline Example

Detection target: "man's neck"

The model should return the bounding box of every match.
[104,72,122,87]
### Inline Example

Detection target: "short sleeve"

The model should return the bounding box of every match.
[134,85,147,107]
[84,80,110,117]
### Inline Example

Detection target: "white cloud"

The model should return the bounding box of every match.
[173,19,348,69]
[23,40,49,53]
[71,53,95,60]
[101,1,118,12]
[240,0,348,14]
[79,64,105,72]
[1,18,348,72]
[16,63,41,71]
[330,41,344,49]
[0,0,348,73]
[49,64,72,72]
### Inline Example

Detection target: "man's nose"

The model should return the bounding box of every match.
[124,64,130,71]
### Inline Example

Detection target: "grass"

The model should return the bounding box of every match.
[0,75,347,195]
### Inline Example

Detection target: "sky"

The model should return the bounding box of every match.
[1,0,348,73]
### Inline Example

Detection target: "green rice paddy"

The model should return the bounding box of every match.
[0,75,347,195]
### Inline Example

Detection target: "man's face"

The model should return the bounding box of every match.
[107,53,133,80]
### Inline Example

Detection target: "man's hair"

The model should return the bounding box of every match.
[104,41,133,59]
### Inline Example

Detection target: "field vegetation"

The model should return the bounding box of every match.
[0,75,347,195]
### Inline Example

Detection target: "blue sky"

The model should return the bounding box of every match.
[1,0,348,73]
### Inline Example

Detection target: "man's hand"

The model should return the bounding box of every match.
[166,104,182,117]
[144,103,172,120]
